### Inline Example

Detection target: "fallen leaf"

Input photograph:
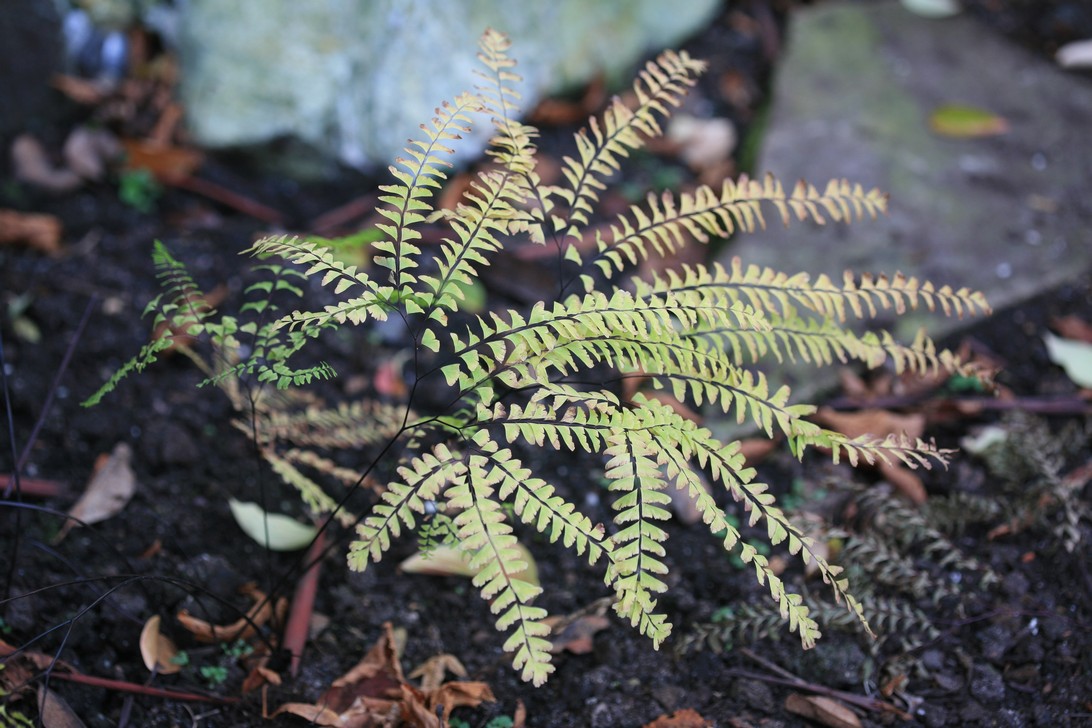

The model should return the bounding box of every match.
[1043,333,1092,388]
[63,127,121,181]
[643,707,713,728]
[53,442,136,543]
[400,542,540,587]
[425,680,496,723]
[177,583,284,643]
[664,464,714,526]
[228,498,319,551]
[11,135,83,192]
[120,138,204,183]
[546,614,610,655]
[880,461,927,505]
[814,408,925,440]
[1052,315,1092,345]
[275,622,495,728]
[900,0,961,19]
[0,209,63,256]
[409,653,467,692]
[140,615,182,675]
[929,104,1009,138]
[738,438,778,466]
[38,686,86,728]
[1056,38,1092,69]
[272,703,342,726]
[784,693,862,728]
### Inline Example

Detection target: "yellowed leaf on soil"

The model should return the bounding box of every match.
[53,442,136,543]
[784,693,862,728]
[139,615,182,675]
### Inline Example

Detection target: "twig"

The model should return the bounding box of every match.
[736,648,910,719]
[0,477,63,498]
[172,175,285,226]
[47,670,239,704]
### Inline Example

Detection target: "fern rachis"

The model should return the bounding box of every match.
[86,29,990,685]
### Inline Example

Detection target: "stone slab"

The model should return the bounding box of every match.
[718,0,1092,343]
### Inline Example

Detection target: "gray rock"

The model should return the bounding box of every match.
[710,0,1092,406]
[730,677,776,713]
[176,0,719,176]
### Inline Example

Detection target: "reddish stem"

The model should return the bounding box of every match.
[285,529,326,677]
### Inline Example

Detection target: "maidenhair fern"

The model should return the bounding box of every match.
[86,29,990,685]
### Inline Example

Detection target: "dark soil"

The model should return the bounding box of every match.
[3,2,1091,727]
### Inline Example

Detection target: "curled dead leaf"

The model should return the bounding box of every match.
[546,614,611,655]
[643,707,713,727]
[177,583,284,643]
[12,135,82,192]
[814,408,925,441]
[140,615,182,675]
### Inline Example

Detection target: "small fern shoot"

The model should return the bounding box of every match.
[86,29,990,685]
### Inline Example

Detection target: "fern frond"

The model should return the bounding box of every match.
[348,444,464,571]
[418,167,526,331]
[260,399,409,450]
[83,241,216,406]
[373,93,483,294]
[632,395,868,646]
[552,49,706,238]
[602,427,673,645]
[485,441,608,563]
[579,175,885,286]
[261,448,354,526]
[450,432,553,686]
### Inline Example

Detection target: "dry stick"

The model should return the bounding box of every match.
[46,671,239,704]
[172,175,285,226]
[285,527,326,677]
[737,648,910,719]
[0,477,63,498]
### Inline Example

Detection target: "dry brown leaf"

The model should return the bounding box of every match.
[139,615,182,675]
[274,622,494,728]
[643,707,713,728]
[665,465,714,526]
[784,693,862,728]
[38,686,86,728]
[0,209,63,256]
[12,135,82,192]
[738,437,778,466]
[271,702,342,726]
[644,390,704,424]
[120,138,204,183]
[53,442,136,543]
[814,408,925,440]
[408,653,467,692]
[177,583,283,643]
[546,614,610,655]
[425,680,496,723]
[879,461,927,505]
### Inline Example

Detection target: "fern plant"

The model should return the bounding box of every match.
[86,30,989,685]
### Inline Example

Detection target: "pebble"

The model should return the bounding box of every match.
[970,664,1006,704]
[977,623,1014,663]
[1001,570,1029,598]
[730,678,775,713]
